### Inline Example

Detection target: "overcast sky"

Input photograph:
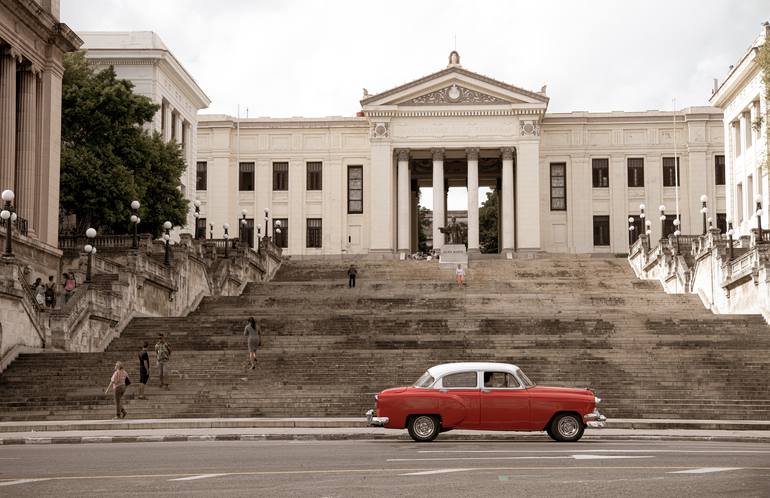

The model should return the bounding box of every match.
[62,0,768,209]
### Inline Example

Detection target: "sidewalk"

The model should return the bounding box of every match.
[2,418,770,445]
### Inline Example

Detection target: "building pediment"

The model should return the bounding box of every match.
[361,57,549,112]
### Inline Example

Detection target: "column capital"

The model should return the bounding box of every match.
[465,147,479,161]
[431,148,445,161]
[501,147,515,161]
[395,148,410,162]
[1,45,23,63]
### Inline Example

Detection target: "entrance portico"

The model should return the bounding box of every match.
[361,51,548,257]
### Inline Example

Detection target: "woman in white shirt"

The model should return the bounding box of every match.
[455,264,465,287]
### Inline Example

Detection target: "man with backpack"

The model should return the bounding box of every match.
[44,275,56,309]
[155,333,172,389]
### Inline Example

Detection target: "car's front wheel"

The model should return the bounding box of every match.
[549,413,584,442]
[407,415,440,442]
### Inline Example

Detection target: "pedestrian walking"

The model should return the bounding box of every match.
[244,317,261,370]
[455,264,465,287]
[138,342,150,399]
[32,278,45,306]
[63,272,76,304]
[347,264,358,288]
[44,275,56,308]
[155,333,172,389]
[104,361,129,419]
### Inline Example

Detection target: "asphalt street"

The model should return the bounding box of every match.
[1,439,769,497]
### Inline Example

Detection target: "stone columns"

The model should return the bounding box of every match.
[396,149,410,255]
[431,148,445,251]
[466,148,480,252]
[162,101,172,142]
[0,50,17,190]
[16,65,37,230]
[501,147,515,253]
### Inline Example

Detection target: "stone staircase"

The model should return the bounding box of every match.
[2,255,770,422]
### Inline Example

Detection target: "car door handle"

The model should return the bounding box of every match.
[481,389,491,393]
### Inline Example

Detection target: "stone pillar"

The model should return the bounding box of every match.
[396,149,410,255]
[0,50,17,191]
[411,180,419,252]
[467,147,480,252]
[162,102,172,142]
[16,66,37,231]
[175,113,183,143]
[431,148,445,251]
[501,147,515,253]
[516,141,541,250]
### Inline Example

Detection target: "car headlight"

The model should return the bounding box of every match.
[594,396,601,404]
[375,394,379,401]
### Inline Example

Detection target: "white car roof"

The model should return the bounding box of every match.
[427,362,520,379]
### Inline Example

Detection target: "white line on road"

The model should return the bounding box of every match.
[0,478,51,487]
[388,455,654,462]
[169,473,228,481]
[400,468,475,476]
[668,467,743,474]
[418,449,770,455]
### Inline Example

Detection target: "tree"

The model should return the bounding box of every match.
[417,205,431,253]
[60,51,188,236]
[478,190,498,253]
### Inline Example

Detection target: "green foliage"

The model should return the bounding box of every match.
[60,51,188,236]
[479,190,498,253]
[417,205,431,253]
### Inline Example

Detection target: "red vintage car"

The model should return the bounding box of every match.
[366,362,605,442]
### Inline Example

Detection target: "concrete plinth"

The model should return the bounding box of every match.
[439,244,467,269]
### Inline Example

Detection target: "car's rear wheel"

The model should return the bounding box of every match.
[407,415,440,442]
[549,413,584,442]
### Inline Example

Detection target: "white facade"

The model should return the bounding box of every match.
[79,31,211,233]
[711,24,769,238]
[197,52,725,256]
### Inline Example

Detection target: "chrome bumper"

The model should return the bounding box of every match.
[584,409,607,428]
[366,409,389,427]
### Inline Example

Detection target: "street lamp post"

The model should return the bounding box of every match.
[639,203,646,235]
[700,194,708,235]
[193,200,202,239]
[645,219,652,237]
[673,218,681,252]
[84,227,97,283]
[707,217,713,230]
[163,221,172,265]
[209,223,213,240]
[223,223,230,258]
[130,200,140,249]
[274,220,282,246]
[256,224,262,248]
[659,205,666,238]
[755,194,763,243]
[240,209,248,247]
[264,208,270,239]
[727,220,735,260]
[1,189,15,258]
[628,216,635,246]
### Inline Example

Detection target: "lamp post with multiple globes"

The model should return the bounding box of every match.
[223,223,230,258]
[1,189,16,258]
[163,221,172,265]
[84,227,97,283]
[130,200,140,249]
[700,194,708,235]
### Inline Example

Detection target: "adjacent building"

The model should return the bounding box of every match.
[197,51,725,256]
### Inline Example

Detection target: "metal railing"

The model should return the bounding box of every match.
[59,233,153,251]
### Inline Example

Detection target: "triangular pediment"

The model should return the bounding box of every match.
[361,66,549,108]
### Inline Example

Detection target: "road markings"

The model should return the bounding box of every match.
[170,473,228,481]
[418,449,770,455]
[400,468,475,476]
[388,455,653,462]
[0,478,51,487]
[668,467,743,474]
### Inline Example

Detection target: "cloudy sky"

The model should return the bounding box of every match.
[62,0,768,208]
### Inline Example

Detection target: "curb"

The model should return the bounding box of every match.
[3,433,770,445]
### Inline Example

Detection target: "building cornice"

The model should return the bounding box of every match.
[365,108,545,118]
[197,115,368,130]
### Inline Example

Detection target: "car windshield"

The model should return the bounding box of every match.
[413,371,435,388]
[517,369,535,387]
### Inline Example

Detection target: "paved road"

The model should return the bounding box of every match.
[1,439,769,497]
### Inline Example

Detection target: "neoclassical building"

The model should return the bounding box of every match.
[197,51,726,257]
[0,0,81,247]
[80,31,211,233]
[711,24,768,236]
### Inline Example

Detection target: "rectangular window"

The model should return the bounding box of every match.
[273,162,289,191]
[593,215,610,246]
[550,162,566,211]
[629,215,644,245]
[662,157,680,187]
[627,158,644,187]
[240,218,254,248]
[715,155,725,186]
[663,215,678,238]
[239,162,255,191]
[196,161,207,190]
[195,217,207,240]
[483,372,520,389]
[348,165,363,214]
[442,371,477,388]
[717,213,727,234]
[273,218,288,248]
[306,218,322,248]
[306,161,322,191]
[592,158,609,188]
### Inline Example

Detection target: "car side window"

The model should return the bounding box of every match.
[483,372,520,389]
[441,372,478,388]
